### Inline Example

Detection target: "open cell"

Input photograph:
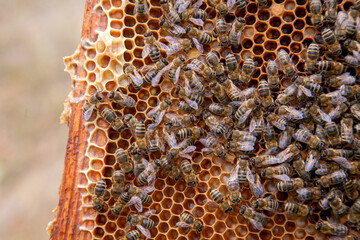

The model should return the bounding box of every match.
[253,45,264,55]
[247,3,258,13]
[214,221,226,233]
[280,35,291,46]
[254,34,265,44]
[255,22,268,32]
[264,41,277,51]
[266,29,280,40]
[246,15,256,25]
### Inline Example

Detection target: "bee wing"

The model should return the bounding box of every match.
[305,152,317,172]
[187,63,202,73]
[155,133,165,152]
[174,66,181,84]
[147,106,159,118]
[352,49,360,61]
[176,222,191,228]
[147,172,157,186]
[136,225,151,238]
[141,184,155,194]
[128,196,143,212]
[248,219,264,231]
[157,41,169,52]
[129,73,144,86]
[164,130,177,147]
[199,138,208,147]
[165,113,177,120]
[192,0,203,8]
[274,174,291,181]
[152,64,172,87]
[246,166,255,183]
[227,0,236,10]
[182,145,197,154]
[185,78,191,96]
[172,24,186,34]
[272,118,287,131]
[154,111,166,126]
[298,85,313,97]
[331,157,351,169]
[192,38,204,53]
[318,108,332,122]
[142,44,150,58]
[288,107,303,119]
[83,104,95,121]
[177,0,191,12]
[134,0,139,15]
[249,115,263,133]
[249,175,264,198]
[237,109,252,125]
[190,17,204,26]
[279,130,289,149]
[201,148,212,153]
[229,164,240,182]
[185,98,199,109]
[241,87,256,98]
[338,73,356,86]
[142,158,149,169]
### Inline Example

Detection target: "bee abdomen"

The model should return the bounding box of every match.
[95,179,107,196]
[149,45,161,62]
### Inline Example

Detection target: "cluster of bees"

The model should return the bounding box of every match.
[77,0,360,239]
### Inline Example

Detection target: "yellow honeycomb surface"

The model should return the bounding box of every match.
[55,0,360,239]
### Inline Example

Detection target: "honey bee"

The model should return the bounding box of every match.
[130,150,146,178]
[263,122,278,154]
[350,198,360,216]
[180,8,207,26]
[108,90,136,108]
[239,58,255,87]
[137,159,160,186]
[112,191,131,216]
[209,103,233,116]
[119,230,141,240]
[184,69,205,95]
[209,188,232,213]
[329,102,350,121]
[200,134,227,158]
[315,221,349,236]
[214,18,229,47]
[275,84,298,105]
[294,128,326,150]
[350,161,360,175]
[284,202,310,216]
[142,32,168,63]
[176,126,204,140]
[340,84,360,99]
[252,196,279,212]
[225,53,240,83]
[323,72,356,88]
[292,156,311,181]
[265,112,287,131]
[318,90,347,107]
[134,0,148,17]
[261,164,291,181]
[277,143,302,163]
[115,148,134,175]
[207,0,228,17]
[147,127,165,153]
[351,102,360,121]
[343,39,360,52]
[319,190,339,210]
[164,130,196,161]
[100,107,125,132]
[186,26,212,53]
[234,98,259,125]
[316,60,345,75]
[175,84,203,110]
[111,170,125,199]
[144,59,172,87]
[257,80,274,108]
[159,156,182,180]
[235,156,250,185]
[276,178,304,192]
[304,43,320,72]
[177,101,203,115]
[277,49,296,79]
[221,78,243,101]
[329,235,359,240]
[75,90,104,121]
[325,122,342,148]
[146,98,172,128]
[334,11,348,40]
[124,183,154,212]
[250,107,264,136]
[239,206,267,231]
[160,0,181,24]
[164,113,197,130]
[279,123,296,149]
[328,191,348,217]
[227,140,256,154]
[119,63,144,91]
[227,164,242,205]
[131,120,147,154]
[209,81,231,104]
[227,0,247,9]
[229,17,246,47]
[203,111,231,137]
[180,159,198,187]
[304,148,321,172]
[324,0,337,23]
[322,148,352,169]
[250,155,282,167]
[206,52,226,81]
[315,162,340,176]
[188,58,215,81]
[296,187,322,201]
[308,102,332,123]
[318,169,348,188]
[167,55,185,84]
[126,211,156,238]
[309,0,323,29]
[277,106,303,122]
[164,36,194,55]
[266,60,280,90]
[92,179,107,211]
[229,130,257,143]
[247,170,265,198]
[176,212,204,233]
[322,28,342,56]
[160,17,186,38]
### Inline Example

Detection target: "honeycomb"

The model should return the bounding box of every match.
[48,0,360,239]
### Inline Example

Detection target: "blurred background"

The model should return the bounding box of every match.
[0,0,84,239]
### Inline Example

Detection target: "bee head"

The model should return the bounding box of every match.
[159,18,166,26]
[124,184,131,192]
[179,55,185,62]
[185,25,192,33]
[237,17,245,24]
[108,91,115,99]
[95,92,103,100]
[161,58,169,65]
[126,214,133,222]
[239,205,246,214]
[112,209,120,216]
[164,98,172,106]
[315,222,322,230]
[144,32,153,37]
[174,85,181,95]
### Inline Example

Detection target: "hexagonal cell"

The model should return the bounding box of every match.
[272,225,285,237]
[193,206,205,218]
[284,234,295,240]
[235,225,248,237]
[253,45,264,55]
[283,11,295,22]
[266,28,280,40]
[264,41,277,51]
[247,3,258,13]
[263,52,276,61]
[247,233,259,240]
[291,31,304,42]
[255,22,268,32]
[254,34,265,44]
[285,221,296,232]
[280,35,291,46]
[242,39,254,49]
[93,227,105,238]
[260,230,272,240]
[246,15,256,25]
